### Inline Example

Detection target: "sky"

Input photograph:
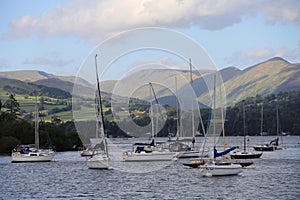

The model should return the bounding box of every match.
[0,0,299,79]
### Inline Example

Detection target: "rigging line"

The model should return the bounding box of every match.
[148,82,167,121]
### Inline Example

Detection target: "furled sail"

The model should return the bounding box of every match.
[214,146,236,158]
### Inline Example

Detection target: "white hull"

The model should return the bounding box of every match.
[177,150,208,158]
[123,151,178,162]
[199,162,242,176]
[11,150,55,163]
[87,154,110,169]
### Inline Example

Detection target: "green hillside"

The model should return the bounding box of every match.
[222,57,300,104]
[0,78,72,122]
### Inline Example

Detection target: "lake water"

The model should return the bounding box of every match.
[1,136,299,199]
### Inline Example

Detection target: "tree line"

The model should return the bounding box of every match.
[1,90,299,153]
[126,90,300,137]
[0,93,82,153]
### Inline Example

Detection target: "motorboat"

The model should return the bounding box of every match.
[12,145,55,163]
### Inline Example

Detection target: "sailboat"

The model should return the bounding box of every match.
[123,82,178,162]
[199,73,242,176]
[253,104,276,151]
[231,102,262,159]
[87,54,111,169]
[170,59,204,159]
[11,99,55,163]
[274,105,284,150]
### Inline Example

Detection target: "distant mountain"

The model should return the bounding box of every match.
[219,66,242,82]
[0,70,96,99]
[0,77,71,99]
[220,57,300,104]
[0,57,299,107]
[0,70,55,82]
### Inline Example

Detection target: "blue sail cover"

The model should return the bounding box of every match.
[214,146,236,158]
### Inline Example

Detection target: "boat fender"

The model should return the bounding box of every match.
[205,172,213,177]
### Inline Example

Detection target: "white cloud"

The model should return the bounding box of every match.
[225,44,300,68]
[2,0,253,42]
[246,46,300,61]
[246,48,274,60]
[3,0,300,42]
[5,15,38,40]
[24,57,72,67]
[258,0,300,25]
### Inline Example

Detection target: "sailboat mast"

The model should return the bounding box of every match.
[243,101,246,152]
[95,54,106,134]
[149,83,155,141]
[218,73,226,150]
[95,54,108,156]
[189,58,193,84]
[213,74,216,148]
[276,104,279,136]
[175,77,180,139]
[35,96,39,149]
[276,104,283,146]
[189,58,195,144]
[260,104,264,136]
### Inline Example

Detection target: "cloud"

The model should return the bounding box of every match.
[258,0,300,25]
[226,45,300,68]
[24,57,72,67]
[3,0,300,42]
[246,48,274,60]
[246,46,300,61]
[2,0,253,42]
[4,15,38,40]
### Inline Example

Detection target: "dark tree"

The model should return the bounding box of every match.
[4,93,20,116]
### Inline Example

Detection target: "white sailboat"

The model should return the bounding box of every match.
[253,104,276,151]
[199,73,242,176]
[87,139,110,169]
[123,82,178,162]
[11,100,55,163]
[170,59,205,159]
[123,142,177,162]
[274,104,284,150]
[87,54,111,169]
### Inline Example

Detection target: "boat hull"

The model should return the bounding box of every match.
[11,151,54,163]
[177,151,203,158]
[199,163,242,176]
[253,145,275,151]
[231,151,262,159]
[182,160,205,168]
[87,155,110,169]
[233,161,254,168]
[123,152,177,162]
